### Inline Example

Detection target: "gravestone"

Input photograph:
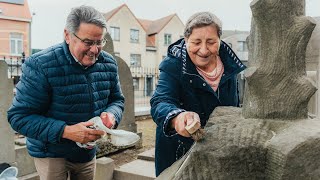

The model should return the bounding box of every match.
[96,33,137,157]
[0,61,15,164]
[103,33,136,133]
[157,0,320,179]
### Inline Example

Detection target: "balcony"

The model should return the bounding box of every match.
[130,67,158,78]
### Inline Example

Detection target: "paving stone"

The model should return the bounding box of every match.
[137,148,155,161]
[114,159,155,180]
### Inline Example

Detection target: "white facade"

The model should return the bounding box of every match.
[154,16,185,68]
[106,6,147,67]
[104,4,184,99]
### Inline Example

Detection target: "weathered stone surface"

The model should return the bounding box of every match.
[158,1,320,179]
[97,33,137,156]
[103,33,137,133]
[158,107,320,179]
[95,157,114,180]
[242,0,317,119]
[115,56,136,132]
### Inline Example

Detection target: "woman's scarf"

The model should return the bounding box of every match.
[196,55,224,92]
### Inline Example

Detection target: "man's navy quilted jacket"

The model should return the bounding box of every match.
[7,41,125,163]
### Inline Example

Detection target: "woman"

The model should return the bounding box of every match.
[150,12,246,176]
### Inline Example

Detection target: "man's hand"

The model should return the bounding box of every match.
[100,112,116,129]
[171,111,201,137]
[62,121,105,143]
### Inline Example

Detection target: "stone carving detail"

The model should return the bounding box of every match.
[242,0,317,119]
[158,107,320,179]
[157,0,320,179]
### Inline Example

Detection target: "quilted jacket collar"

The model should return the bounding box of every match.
[62,41,77,65]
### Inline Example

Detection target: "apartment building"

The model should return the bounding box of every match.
[0,0,31,79]
[221,30,250,63]
[104,4,184,97]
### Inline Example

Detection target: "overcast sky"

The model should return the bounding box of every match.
[28,0,320,49]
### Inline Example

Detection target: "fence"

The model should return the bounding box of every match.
[130,67,158,77]
[134,90,154,108]
[0,53,25,85]
[1,54,153,108]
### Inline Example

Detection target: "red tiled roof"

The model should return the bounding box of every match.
[104,4,184,47]
[103,4,126,21]
[142,14,176,35]
[138,19,153,31]
[103,4,146,31]
[0,0,31,21]
[140,14,183,47]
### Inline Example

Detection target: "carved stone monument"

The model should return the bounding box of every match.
[157,0,320,179]
[242,0,317,119]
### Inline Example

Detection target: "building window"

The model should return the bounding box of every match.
[130,29,139,43]
[164,34,172,45]
[10,33,23,55]
[130,54,141,67]
[146,77,153,96]
[237,41,248,52]
[109,27,120,41]
[133,78,139,91]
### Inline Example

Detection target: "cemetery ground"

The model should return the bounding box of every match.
[107,116,156,168]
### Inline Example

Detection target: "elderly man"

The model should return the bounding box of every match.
[7,6,124,180]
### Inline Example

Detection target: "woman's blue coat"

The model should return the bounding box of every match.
[150,38,246,175]
[7,41,125,163]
